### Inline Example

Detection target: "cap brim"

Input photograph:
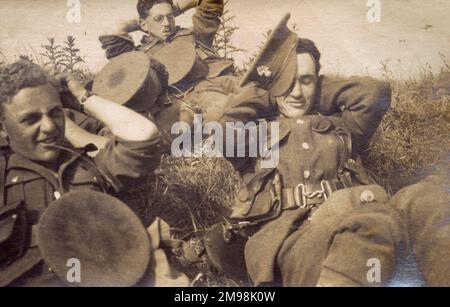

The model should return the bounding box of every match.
[38,191,151,287]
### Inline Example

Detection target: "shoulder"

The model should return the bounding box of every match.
[321,75,391,96]
[233,82,271,103]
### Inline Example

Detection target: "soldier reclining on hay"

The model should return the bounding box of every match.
[99,0,241,137]
[0,59,187,286]
[201,25,411,286]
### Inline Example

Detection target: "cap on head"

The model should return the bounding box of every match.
[93,51,167,112]
[240,13,298,97]
[38,191,151,287]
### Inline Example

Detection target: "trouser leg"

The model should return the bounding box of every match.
[390,174,450,286]
[277,185,408,286]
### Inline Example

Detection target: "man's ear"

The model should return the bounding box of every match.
[138,18,149,33]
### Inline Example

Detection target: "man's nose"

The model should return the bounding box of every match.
[162,16,171,26]
[290,82,303,98]
[40,115,57,134]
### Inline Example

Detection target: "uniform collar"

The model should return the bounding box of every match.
[140,27,192,47]
[6,143,98,192]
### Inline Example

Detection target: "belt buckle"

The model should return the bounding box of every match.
[294,181,332,208]
[294,183,307,208]
[320,180,332,200]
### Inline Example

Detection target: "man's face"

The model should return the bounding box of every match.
[1,83,65,164]
[141,3,176,41]
[276,53,318,118]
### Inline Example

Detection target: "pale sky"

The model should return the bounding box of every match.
[1,0,449,78]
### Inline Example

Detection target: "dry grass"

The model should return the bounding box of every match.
[115,62,449,286]
[4,44,449,285]
[115,155,241,235]
[366,66,450,194]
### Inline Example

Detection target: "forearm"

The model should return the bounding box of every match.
[65,116,109,156]
[101,19,140,35]
[319,76,391,148]
[173,0,199,15]
[192,0,224,46]
[83,95,159,142]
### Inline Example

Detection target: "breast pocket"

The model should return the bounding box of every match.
[64,164,106,193]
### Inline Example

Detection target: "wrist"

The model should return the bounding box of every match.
[76,90,93,112]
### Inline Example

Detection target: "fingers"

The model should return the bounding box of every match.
[66,76,86,98]
[152,249,190,287]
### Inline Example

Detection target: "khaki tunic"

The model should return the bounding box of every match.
[0,136,162,286]
[99,0,233,92]
[212,75,409,286]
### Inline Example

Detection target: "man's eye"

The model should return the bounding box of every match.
[50,108,64,118]
[21,115,39,125]
[301,77,314,85]
[154,15,164,22]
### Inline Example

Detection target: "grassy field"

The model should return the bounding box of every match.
[1,38,449,286]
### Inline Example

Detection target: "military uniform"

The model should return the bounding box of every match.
[99,0,233,90]
[388,171,450,286]
[205,75,409,286]
[0,135,162,286]
[99,0,238,133]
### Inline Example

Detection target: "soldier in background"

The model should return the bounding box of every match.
[99,0,240,134]
[0,59,187,286]
[202,18,408,286]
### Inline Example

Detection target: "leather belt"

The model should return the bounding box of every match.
[30,224,39,248]
[281,179,346,210]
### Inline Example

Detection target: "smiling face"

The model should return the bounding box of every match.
[140,2,176,41]
[276,53,318,118]
[1,83,65,164]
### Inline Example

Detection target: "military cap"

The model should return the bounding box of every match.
[152,36,205,86]
[38,191,151,287]
[92,51,164,112]
[240,13,298,97]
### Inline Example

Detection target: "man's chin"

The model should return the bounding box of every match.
[281,108,307,119]
[33,148,62,164]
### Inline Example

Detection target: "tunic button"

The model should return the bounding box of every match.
[12,176,19,183]
[54,191,61,200]
[304,170,311,179]
[93,176,97,182]
[302,142,310,150]
[296,119,305,125]
[360,190,375,204]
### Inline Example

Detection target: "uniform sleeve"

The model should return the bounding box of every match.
[213,83,275,172]
[217,82,275,125]
[93,134,162,192]
[192,0,224,47]
[99,33,136,60]
[317,76,392,150]
[65,109,104,135]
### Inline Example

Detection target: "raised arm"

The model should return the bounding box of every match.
[98,18,139,59]
[64,115,109,156]
[316,76,392,150]
[191,0,224,47]
[61,74,162,192]
[63,75,159,143]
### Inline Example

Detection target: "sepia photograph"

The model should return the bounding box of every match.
[0,0,449,292]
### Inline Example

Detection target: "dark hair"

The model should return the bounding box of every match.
[0,58,49,108]
[296,38,321,73]
[137,0,173,19]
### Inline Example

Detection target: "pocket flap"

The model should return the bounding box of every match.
[0,201,25,244]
